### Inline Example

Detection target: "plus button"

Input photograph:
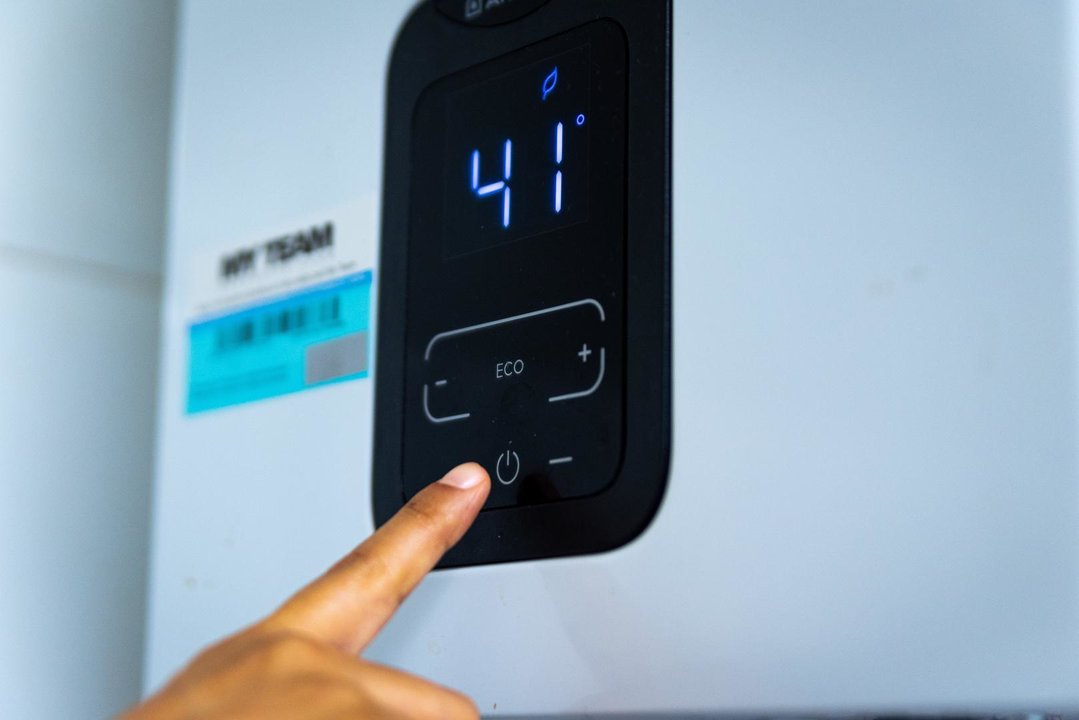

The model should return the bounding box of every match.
[577,343,592,363]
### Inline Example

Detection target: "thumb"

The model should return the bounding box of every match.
[261,462,490,654]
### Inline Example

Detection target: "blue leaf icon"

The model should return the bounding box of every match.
[542,67,558,101]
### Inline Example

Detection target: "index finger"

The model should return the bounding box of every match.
[262,462,490,654]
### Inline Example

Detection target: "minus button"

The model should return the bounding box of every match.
[548,456,573,465]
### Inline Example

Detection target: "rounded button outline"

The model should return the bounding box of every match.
[495,450,521,485]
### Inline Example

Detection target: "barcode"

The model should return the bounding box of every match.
[215,295,342,351]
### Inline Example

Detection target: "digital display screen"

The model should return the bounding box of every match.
[410,23,625,261]
[443,45,591,257]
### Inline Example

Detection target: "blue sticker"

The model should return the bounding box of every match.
[187,271,371,414]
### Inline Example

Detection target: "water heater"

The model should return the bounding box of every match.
[148,1,1079,715]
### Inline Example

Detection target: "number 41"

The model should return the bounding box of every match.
[470,122,565,228]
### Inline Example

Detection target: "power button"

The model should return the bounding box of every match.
[495,449,521,485]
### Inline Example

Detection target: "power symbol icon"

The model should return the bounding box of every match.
[495,449,521,485]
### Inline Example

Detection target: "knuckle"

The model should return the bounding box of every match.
[345,545,391,580]
[400,499,452,550]
[342,545,395,598]
[259,632,321,671]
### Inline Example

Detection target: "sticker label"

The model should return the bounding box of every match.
[186,271,371,414]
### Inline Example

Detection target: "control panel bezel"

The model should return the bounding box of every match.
[374,0,671,567]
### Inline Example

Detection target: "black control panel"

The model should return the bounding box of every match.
[403,20,626,509]
[374,0,670,566]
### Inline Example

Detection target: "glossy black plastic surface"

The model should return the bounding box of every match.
[374,0,671,567]
[434,0,551,27]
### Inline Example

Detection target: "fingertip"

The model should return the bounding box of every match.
[264,463,492,654]
[436,462,489,491]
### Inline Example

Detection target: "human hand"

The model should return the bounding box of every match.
[121,462,491,720]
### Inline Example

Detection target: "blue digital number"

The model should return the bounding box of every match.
[471,140,512,228]
[553,121,563,214]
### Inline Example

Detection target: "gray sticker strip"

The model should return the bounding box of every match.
[304,331,368,385]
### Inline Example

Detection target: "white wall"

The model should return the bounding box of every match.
[0,1,176,717]
[144,0,414,692]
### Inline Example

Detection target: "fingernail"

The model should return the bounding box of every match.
[437,462,486,490]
